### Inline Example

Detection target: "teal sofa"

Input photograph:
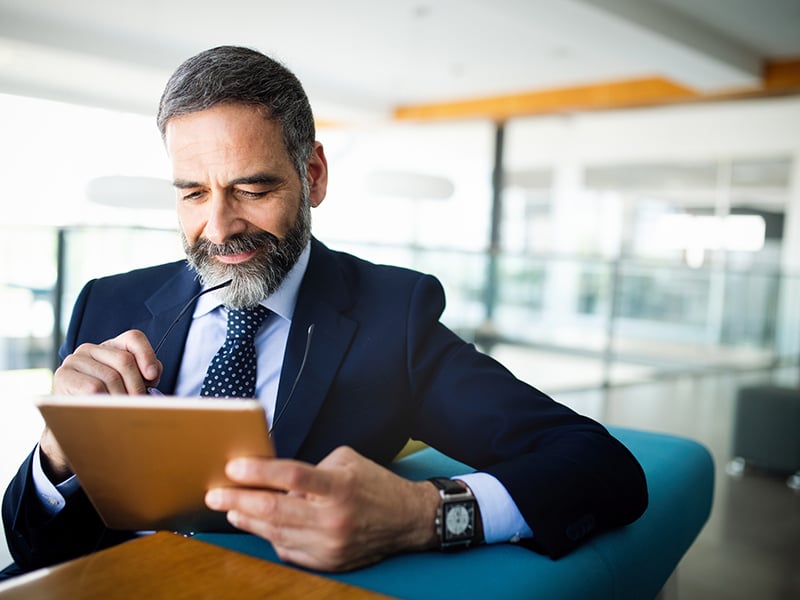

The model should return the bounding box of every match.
[197,427,714,599]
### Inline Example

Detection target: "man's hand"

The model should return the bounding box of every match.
[205,446,442,572]
[52,330,162,396]
[41,329,163,481]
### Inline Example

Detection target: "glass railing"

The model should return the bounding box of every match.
[1,226,797,395]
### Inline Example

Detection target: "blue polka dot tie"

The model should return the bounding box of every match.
[200,305,270,398]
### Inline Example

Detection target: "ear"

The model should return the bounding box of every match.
[306,142,328,208]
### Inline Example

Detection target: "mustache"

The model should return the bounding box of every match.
[191,231,279,257]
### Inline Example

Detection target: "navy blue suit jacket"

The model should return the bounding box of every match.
[3,238,647,571]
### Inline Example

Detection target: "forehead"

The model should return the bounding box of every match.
[164,104,291,176]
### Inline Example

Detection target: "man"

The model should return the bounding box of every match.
[2,46,647,576]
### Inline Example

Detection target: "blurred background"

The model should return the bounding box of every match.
[0,1,798,597]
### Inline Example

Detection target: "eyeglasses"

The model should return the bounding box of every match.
[153,279,233,355]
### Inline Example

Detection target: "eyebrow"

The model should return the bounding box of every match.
[172,173,285,189]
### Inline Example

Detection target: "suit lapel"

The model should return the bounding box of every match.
[271,239,357,458]
[139,266,201,394]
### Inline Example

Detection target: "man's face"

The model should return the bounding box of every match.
[164,103,327,308]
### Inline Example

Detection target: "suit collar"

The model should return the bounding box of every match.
[271,238,358,458]
[141,264,201,394]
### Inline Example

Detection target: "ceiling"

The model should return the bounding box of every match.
[0,0,799,123]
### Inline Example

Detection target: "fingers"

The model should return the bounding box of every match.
[101,330,161,384]
[207,485,314,532]
[205,485,324,555]
[205,458,329,532]
[205,485,358,571]
[53,330,162,395]
[204,455,356,569]
[204,448,436,572]
[223,457,338,498]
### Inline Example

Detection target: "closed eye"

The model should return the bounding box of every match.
[236,189,269,199]
[173,179,206,202]
[181,190,205,201]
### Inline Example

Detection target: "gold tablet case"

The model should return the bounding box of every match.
[35,395,274,532]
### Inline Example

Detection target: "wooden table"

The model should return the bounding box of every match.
[0,532,393,599]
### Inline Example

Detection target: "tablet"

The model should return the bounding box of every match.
[35,395,274,533]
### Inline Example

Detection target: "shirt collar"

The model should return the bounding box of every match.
[192,241,311,323]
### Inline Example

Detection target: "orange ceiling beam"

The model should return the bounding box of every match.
[393,58,800,122]
[761,58,800,91]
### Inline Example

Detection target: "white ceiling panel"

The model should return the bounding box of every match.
[0,0,798,121]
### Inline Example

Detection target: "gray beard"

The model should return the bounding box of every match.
[182,199,311,309]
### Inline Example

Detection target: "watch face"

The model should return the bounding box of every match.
[444,502,473,539]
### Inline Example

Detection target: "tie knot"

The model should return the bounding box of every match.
[225,305,271,341]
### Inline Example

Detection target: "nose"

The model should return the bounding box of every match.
[203,193,248,245]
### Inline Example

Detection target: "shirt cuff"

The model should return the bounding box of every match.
[455,472,533,544]
[31,444,80,516]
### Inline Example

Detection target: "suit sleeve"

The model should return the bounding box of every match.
[406,274,648,558]
[2,451,134,571]
[58,277,96,362]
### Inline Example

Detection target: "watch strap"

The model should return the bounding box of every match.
[428,477,468,496]
[428,477,479,550]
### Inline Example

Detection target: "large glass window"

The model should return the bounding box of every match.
[1,92,798,394]
[501,102,798,388]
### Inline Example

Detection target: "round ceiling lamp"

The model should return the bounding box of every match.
[86,175,174,210]
[364,170,454,200]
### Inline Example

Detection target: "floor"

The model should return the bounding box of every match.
[553,367,800,600]
[1,365,798,598]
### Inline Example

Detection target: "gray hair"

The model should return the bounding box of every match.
[157,45,315,179]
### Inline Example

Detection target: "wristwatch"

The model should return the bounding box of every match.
[428,477,482,550]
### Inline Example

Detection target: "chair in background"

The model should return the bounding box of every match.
[729,384,800,490]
